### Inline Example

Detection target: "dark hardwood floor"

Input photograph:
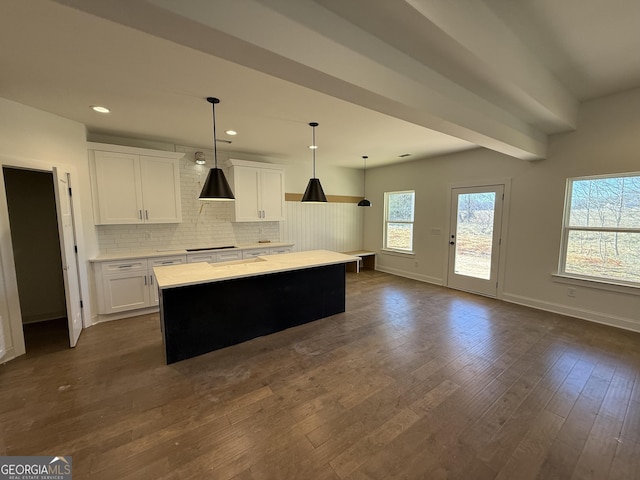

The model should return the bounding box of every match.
[1,271,639,479]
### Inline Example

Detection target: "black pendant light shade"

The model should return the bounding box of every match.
[302,178,327,203]
[200,167,235,201]
[301,122,327,203]
[199,97,235,201]
[358,155,372,207]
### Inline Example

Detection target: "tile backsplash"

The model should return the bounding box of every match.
[96,145,281,254]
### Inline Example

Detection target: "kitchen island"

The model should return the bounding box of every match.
[154,250,359,364]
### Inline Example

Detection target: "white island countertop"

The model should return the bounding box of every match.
[154,250,360,289]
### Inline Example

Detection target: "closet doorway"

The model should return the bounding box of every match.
[2,167,77,354]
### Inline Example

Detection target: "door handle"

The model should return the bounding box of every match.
[449,241,455,245]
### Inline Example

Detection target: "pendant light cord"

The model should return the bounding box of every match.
[212,101,218,169]
[362,156,367,194]
[312,124,316,179]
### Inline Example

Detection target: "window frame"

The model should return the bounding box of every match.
[383,190,415,254]
[558,171,640,288]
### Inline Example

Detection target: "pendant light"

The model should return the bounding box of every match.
[301,122,327,203]
[199,97,235,201]
[358,155,372,207]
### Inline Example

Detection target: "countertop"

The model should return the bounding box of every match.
[153,250,359,289]
[90,242,294,262]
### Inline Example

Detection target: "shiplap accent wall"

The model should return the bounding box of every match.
[283,201,364,252]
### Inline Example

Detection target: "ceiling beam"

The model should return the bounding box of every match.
[55,0,579,160]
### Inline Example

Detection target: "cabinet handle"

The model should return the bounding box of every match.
[139,210,143,220]
[118,264,133,269]
[150,274,154,285]
[145,210,149,220]
[144,275,148,285]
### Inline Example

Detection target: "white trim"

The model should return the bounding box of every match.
[94,306,159,323]
[87,142,184,159]
[552,273,640,296]
[383,190,415,252]
[502,292,640,333]
[376,265,443,286]
[380,249,415,257]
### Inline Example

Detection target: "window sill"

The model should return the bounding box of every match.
[381,248,415,257]
[552,273,640,296]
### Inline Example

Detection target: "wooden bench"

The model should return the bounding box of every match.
[344,250,376,273]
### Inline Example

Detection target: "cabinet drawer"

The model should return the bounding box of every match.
[269,247,292,255]
[187,253,217,264]
[217,251,242,262]
[149,255,186,267]
[242,248,269,259]
[101,259,148,275]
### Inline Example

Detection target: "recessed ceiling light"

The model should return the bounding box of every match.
[91,105,110,113]
[225,130,237,136]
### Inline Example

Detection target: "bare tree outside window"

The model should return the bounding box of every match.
[562,173,640,284]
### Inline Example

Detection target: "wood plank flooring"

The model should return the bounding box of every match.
[1,271,639,479]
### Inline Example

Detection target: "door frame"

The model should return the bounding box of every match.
[443,178,511,299]
[0,154,88,360]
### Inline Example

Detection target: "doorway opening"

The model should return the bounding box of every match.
[2,167,70,354]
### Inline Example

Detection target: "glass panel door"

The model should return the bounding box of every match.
[447,185,504,297]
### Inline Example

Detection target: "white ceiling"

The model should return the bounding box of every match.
[1,0,638,168]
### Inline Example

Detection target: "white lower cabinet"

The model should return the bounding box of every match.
[95,255,185,314]
[93,246,292,316]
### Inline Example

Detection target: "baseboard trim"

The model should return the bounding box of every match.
[94,306,159,324]
[375,266,443,286]
[502,293,640,333]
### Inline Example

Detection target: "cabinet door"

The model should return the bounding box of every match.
[260,169,285,220]
[139,156,182,223]
[93,151,143,224]
[102,271,150,313]
[233,166,261,221]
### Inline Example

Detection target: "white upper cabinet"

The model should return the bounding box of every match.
[89,143,183,225]
[227,159,285,222]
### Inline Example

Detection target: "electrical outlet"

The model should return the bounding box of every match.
[567,287,576,297]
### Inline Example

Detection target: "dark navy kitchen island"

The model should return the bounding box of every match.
[154,250,358,364]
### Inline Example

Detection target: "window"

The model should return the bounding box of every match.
[560,173,640,286]
[384,190,415,252]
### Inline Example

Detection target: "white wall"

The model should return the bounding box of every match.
[364,87,640,332]
[0,97,95,361]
